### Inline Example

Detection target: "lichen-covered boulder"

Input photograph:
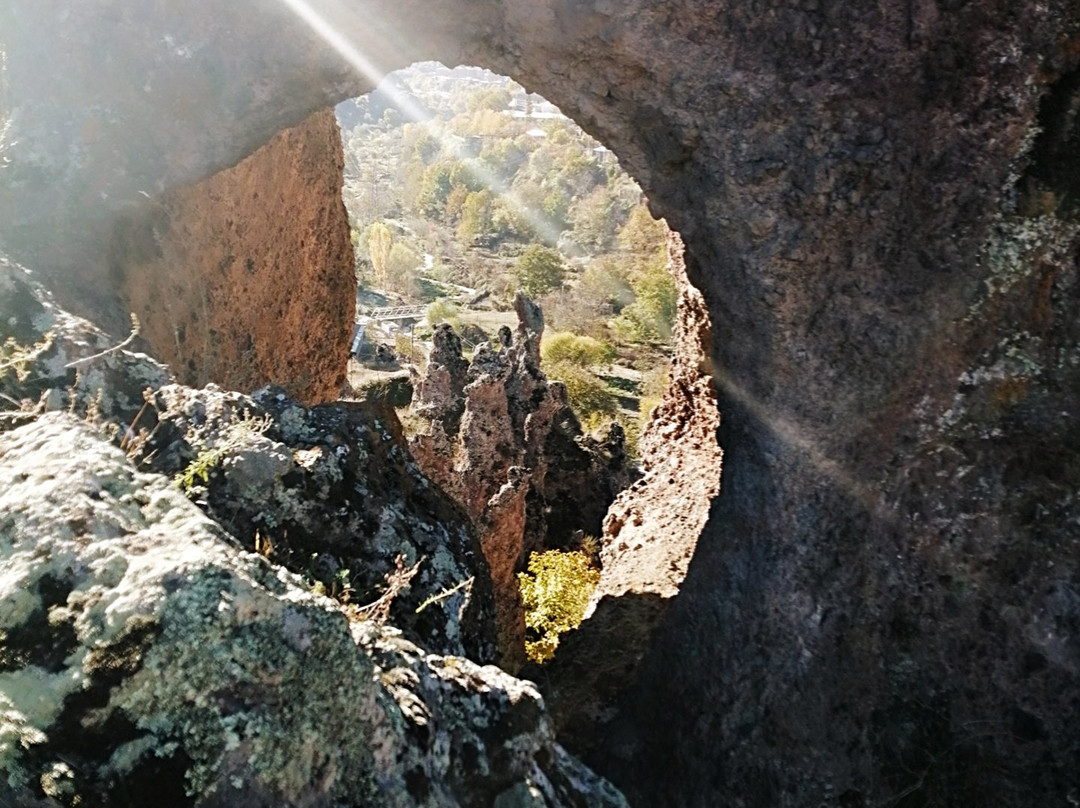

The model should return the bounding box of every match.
[0,254,172,432]
[0,415,628,808]
[0,254,496,662]
[127,382,497,662]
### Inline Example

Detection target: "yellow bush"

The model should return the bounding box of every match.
[518,549,599,664]
[541,331,616,368]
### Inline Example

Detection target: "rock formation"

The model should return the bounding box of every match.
[1,255,495,660]
[0,413,627,808]
[408,296,635,670]
[2,1,1080,805]
[114,108,354,406]
[0,255,627,806]
[538,231,722,752]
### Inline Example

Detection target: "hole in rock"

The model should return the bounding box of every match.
[336,62,712,673]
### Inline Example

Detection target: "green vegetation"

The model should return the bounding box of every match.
[541,332,616,368]
[610,257,678,343]
[176,412,273,493]
[0,332,54,394]
[340,64,678,453]
[366,222,392,287]
[393,334,426,369]
[518,548,600,663]
[514,245,565,297]
[638,366,670,422]
[425,298,460,329]
[547,363,620,422]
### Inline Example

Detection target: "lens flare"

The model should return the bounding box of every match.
[276,0,567,246]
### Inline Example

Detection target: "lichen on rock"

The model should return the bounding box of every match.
[0,414,627,807]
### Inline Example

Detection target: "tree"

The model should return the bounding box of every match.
[366,222,393,288]
[618,203,666,255]
[581,256,635,312]
[425,298,460,329]
[514,245,565,297]
[611,255,678,343]
[386,243,420,295]
[465,86,512,113]
[569,185,617,251]
[457,189,494,245]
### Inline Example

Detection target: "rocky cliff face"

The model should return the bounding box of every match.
[114,108,354,406]
[3,2,1080,806]
[408,296,634,670]
[0,413,626,808]
[538,231,722,753]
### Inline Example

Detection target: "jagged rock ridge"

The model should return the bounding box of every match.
[408,294,635,671]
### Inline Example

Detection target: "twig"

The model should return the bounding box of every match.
[415,576,473,613]
[64,314,141,368]
[119,398,151,452]
[352,555,422,624]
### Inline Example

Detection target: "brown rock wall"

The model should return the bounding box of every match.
[540,231,722,751]
[113,108,353,405]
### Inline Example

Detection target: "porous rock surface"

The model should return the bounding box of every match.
[114,108,355,406]
[130,381,497,662]
[0,414,628,808]
[4,1,1080,805]
[538,232,722,753]
[408,296,634,671]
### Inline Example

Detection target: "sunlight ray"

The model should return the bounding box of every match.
[711,367,895,523]
[276,0,573,248]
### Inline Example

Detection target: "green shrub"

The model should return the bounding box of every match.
[638,365,669,423]
[541,331,616,368]
[175,411,272,493]
[545,362,619,421]
[518,549,599,664]
[425,299,460,329]
[394,334,427,369]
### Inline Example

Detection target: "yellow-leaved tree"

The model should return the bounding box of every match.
[518,549,599,664]
[366,222,393,289]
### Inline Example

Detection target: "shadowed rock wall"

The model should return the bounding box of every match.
[539,231,722,755]
[114,108,354,405]
[2,1,1080,806]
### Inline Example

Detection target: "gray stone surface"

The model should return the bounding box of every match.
[0,414,627,808]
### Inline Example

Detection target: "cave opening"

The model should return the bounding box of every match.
[336,61,678,417]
